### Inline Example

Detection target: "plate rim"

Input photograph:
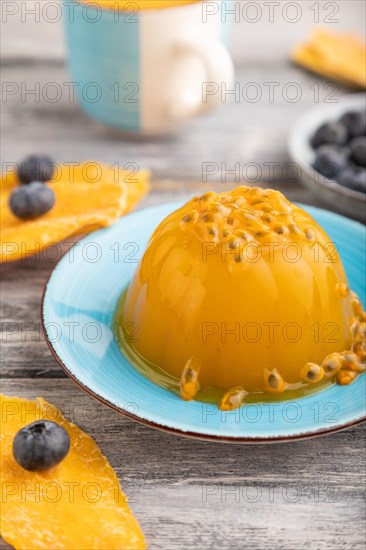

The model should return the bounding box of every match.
[41,202,366,444]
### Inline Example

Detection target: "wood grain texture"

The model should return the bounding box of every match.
[0,60,354,196]
[1,59,365,550]
[2,1,366,63]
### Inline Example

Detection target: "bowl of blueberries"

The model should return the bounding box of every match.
[289,93,366,221]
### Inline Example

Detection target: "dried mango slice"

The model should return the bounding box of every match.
[292,28,366,88]
[0,163,150,263]
[0,394,146,550]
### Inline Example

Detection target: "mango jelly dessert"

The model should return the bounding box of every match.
[118,186,366,410]
[0,395,145,550]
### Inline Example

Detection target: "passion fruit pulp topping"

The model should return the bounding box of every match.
[179,187,314,247]
[119,186,365,409]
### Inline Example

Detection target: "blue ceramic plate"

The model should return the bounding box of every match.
[42,202,366,442]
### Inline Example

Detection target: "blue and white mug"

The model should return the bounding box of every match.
[63,0,234,134]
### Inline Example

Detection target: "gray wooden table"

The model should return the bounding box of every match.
[1,59,365,550]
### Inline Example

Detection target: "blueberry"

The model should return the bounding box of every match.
[313,145,350,179]
[9,182,55,220]
[13,420,70,471]
[18,155,55,184]
[340,111,366,138]
[311,122,348,148]
[337,166,366,193]
[349,136,366,167]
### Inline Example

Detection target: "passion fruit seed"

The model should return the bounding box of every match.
[352,338,366,360]
[243,212,257,222]
[305,228,316,241]
[345,360,366,375]
[353,361,366,374]
[182,211,197,223]
[337,370,358,385]
[301,362,325,383]
[273,224,289,235]
[219,387,248,411]
[236,231,252,242]
[335,283,349,298]
[264,368,287,393]
[350,318,360,338]
[289,224,304,238]
[321,353,343,377]
[340,351,360,369]
[358,322,366,339]
[341,353,365,373]
[254,230,269,239]
[180,357,200,401]
[351,292,364,317]
[202,213,215,223]
[215,204,230,215]
[207,224,219,238]
[199,192,216,202]
[227,236,239,250]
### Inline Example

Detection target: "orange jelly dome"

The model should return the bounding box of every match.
[119,187,364,402]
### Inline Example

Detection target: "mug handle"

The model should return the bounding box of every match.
[168,35,235,119]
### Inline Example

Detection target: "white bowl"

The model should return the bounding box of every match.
[289,93,366,220]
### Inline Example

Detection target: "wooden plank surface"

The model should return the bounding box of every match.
[1,59,366,550]
[0,60,352,191]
